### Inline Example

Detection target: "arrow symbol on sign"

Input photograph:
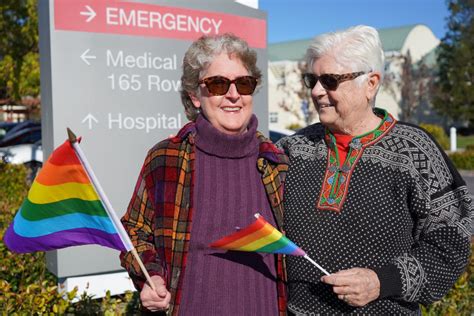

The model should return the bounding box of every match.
[82,113,99,129]
[80,49,97,65]
[80,5,96,23]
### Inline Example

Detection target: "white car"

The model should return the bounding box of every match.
[0,141,43,180]
[0,142,43,165]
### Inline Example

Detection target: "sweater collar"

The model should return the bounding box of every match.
[175,117,287,164]
[194,114,259,158]
[324,108,396,150]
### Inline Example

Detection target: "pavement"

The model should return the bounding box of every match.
[459,170,474,198]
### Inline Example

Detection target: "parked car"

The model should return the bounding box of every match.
[0,140,43,164]
[269,127,295,143]
[0,121,43,181]
[0,122,41,147]
[0,122,19,141]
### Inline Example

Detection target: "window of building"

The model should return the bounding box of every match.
[269,112,278,123]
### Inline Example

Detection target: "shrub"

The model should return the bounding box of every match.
[465,144,474,152]
[286,123,303,131]
[420,123,450,150]
[0,163,28,213]
[449,151,474,170]
[0,163,73,313]
[0,280,75,314]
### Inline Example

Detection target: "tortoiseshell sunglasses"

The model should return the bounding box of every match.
[302,71,368,91]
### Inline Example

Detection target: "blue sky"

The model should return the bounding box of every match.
[259,0,449,43]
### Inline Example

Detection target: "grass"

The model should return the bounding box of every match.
[457,135,474,149]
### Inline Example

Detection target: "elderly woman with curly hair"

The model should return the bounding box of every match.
[278,25,472,315]
[120,33,288,315]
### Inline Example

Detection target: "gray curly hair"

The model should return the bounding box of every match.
[180,33,262,121]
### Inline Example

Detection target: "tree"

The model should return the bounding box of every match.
[296,61,318,125]
[433,0,474,127]
[398,51,435,124]
[382,50,434,125]
[399,51,417,122]
[0,0,39,103]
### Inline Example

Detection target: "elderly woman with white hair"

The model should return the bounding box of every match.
[278,25,472,315]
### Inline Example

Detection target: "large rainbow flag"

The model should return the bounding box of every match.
[3,139,131,253]
[209,214,306,256]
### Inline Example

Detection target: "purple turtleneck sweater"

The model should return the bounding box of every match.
[178,115,278,316]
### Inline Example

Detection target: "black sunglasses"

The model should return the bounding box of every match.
[302,71,367,91]
[199,76,258,96]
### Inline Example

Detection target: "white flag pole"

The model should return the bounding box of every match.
[67,128,157,291]
[304,255,330,276]
[254,213,330,275]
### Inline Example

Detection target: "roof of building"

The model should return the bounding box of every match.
[378,25,419,52]
[268,24,422,62]
[268,39,310,62]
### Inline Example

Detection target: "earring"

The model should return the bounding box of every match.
[196,108,201,114]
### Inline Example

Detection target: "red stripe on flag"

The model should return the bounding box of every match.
[48,140,82,166]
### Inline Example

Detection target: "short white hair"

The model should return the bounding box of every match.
[305,25,385,83]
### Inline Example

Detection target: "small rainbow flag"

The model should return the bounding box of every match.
[3,139,132,253]
[210,214,330,275]
[209,214,306,256]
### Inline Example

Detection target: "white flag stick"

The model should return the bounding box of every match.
[67,128,157,291]
[304,254,330,276]
[254,213,330,275]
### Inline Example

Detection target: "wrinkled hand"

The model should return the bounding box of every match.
[140,275,171,312]
[321,268,380,307]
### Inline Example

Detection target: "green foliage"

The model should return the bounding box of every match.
[0,52,40,100]
[465,144,474,151]
[0,162,71,313]
[433,0,474,127]
[420,123,450,150]
[72,290,140,315]
[0,280,75,314]
[0,0,39,101]
[0,162,28,209]
[449,150,474,170]
[73,291,103,315]
[458,134,474,149]
[286,123,303,130]
[102,290,140,315]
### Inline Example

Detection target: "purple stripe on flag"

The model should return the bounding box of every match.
[290,247,306,256]
[4,226,127,253]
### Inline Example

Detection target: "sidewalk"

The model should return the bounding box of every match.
[459,170,474,177]
[459,170,474,198]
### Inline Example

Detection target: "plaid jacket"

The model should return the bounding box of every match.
[120,121,289,315]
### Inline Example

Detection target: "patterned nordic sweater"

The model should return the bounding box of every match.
[277,109,473,315]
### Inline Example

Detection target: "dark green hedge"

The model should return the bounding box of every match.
[420,123,450,150]
[449,150,474,170]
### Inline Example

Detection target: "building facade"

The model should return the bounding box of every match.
[268,24,440,130]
